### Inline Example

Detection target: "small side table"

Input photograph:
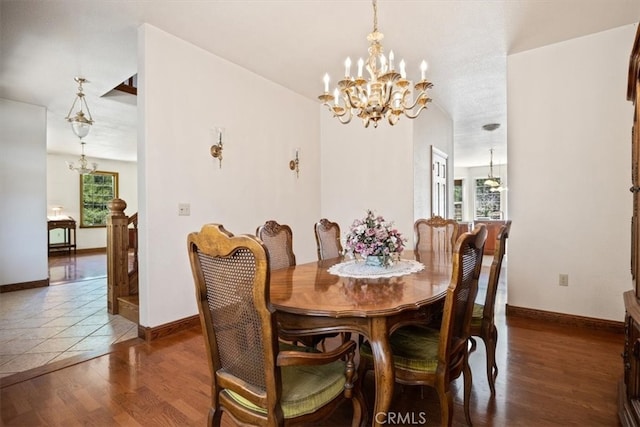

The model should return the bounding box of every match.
[48,216,77,255]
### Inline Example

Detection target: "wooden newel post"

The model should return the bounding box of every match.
[107,198,129,314]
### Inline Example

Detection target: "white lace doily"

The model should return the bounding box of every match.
[327,259,425,279]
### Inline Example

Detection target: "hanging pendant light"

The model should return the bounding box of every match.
[484,148,500,187]
[65,76,98,174]
[65,77,94,139]
[482,123,500,187]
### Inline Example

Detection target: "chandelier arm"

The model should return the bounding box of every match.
[338,113,353,124]
[344,90,361,110]
[322,102,342,116]
[352,86,367,109]
[398,91,427,111]
[382,82,394,108]
[338,93,354,123]
[403,104,428,120]
[388,112,400,126]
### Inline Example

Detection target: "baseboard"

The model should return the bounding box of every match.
[138,315,201,341]
[76,247,106,255]
[506,304,624,333]
[0,278,49,293]
[47,247,106,257]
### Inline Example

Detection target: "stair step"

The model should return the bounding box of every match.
[117,295,139,324]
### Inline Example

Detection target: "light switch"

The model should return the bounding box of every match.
[178,203,190,216]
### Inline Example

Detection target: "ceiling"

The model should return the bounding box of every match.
[1,0,639,167]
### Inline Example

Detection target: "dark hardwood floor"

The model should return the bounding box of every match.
[1,255,625,426]
[1,314,623,426]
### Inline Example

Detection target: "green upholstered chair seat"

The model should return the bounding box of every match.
[360,325,441,373]
[471,303,484,328]
[225,359,347,418]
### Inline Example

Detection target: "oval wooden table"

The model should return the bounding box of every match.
[269,251,452,426]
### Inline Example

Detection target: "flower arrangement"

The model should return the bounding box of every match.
[345,209,406,267]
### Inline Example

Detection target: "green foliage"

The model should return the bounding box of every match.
[81,173,117,227]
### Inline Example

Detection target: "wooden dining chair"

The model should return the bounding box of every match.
[257,219,335,350]
[469,220,511,395]
[187,223,364,427]
[359,225,487,426]
[314,218,343,260]
[314,218,354,346]
[414,216,459,253]
[256,220,296,270]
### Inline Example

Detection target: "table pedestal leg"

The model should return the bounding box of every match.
[369,318,394,427]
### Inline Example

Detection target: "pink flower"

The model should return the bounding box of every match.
[344,209,407,259]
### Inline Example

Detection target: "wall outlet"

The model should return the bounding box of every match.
[559,273,569,286]
[178,203,190,216]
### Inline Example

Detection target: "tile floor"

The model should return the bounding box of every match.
[0,256,138,379]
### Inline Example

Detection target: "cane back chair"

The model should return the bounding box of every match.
[257,219,341,350]
[359,225,487,426]
[469,220,511,395]
[314,218,343,260]
[256,220,296,270]
[187,223,364,426]
[415,216,459,253]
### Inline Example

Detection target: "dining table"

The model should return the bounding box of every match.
[269,250,453,427]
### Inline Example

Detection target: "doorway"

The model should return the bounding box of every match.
[431,146,448,217]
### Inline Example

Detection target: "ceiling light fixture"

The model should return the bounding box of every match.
[482,123,501,188]
[67,141,97,175]
[65,77,94,139]
[484,148,500,188]
[318,0,432,128]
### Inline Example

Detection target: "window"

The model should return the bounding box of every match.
[80,171,119,228]
[453,179,463,221]
[475,178,501,219]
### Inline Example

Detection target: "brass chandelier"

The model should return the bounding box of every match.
[318,0,433,128]
[67,141,97,175]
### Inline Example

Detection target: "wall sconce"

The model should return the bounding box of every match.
[289,149,300,178]
[210,126,224,168]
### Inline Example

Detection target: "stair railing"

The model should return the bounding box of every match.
[106,198,137,314]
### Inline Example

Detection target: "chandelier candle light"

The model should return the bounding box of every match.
[345,209,406,267]
[318,0,433,128]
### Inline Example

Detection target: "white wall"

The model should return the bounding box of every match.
[507,24,635,321]
[47,153,138,249]
[138,24,320,327]
[319,111,415,249]
[0,98,48,286]
[414,103,454,221]
[319,88,453,252]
